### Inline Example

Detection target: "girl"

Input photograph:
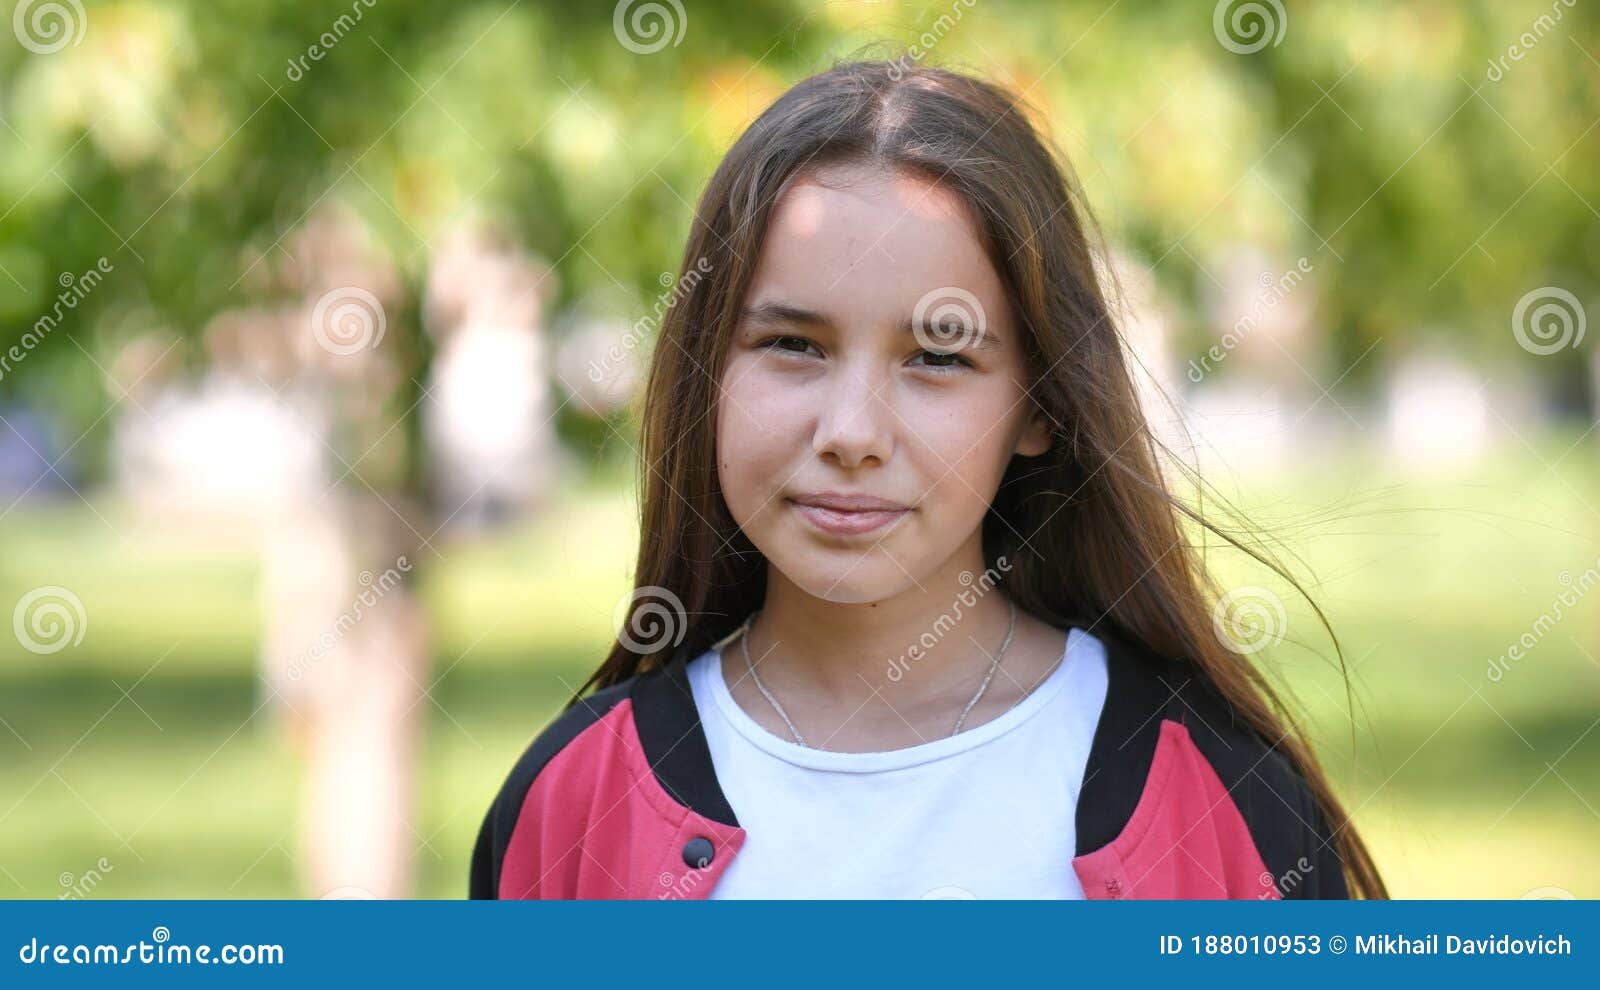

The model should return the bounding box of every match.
[471,60,1385,900]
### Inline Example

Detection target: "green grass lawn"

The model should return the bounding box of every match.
[1,434,1596,899]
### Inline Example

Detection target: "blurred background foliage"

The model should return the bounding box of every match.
[0,0,1597,899]
[4,1,1599,434]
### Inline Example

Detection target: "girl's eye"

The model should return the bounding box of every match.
[757,335,819,357]
[755,335,972,372]
[910,349,973,373]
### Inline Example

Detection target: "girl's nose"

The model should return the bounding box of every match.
[812,366,894,469]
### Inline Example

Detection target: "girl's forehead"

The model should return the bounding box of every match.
[752,165,1005,321]
[773,163,973,232]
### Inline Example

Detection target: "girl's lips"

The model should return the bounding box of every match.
[788,500,909,536]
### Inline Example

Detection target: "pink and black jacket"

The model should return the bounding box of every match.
[470,622,1350,900]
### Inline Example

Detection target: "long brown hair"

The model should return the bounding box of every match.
[577,59,1386,899]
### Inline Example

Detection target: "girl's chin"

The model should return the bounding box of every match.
[766,551,925,604]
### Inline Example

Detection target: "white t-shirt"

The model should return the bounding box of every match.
[685,626,1109,899]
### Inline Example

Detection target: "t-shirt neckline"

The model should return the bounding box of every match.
[696,628,1085,774]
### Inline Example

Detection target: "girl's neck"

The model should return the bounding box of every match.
[747,547,1017,705]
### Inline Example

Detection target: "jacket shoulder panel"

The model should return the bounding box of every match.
[1166,668,1350,899]
[468,677,635,899]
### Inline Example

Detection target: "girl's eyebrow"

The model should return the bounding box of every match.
[741,301,830,328]
[741,300,1004,352]
[905,313,1003,351]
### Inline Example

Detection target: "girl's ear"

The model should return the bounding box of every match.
[1014,408,1054,458]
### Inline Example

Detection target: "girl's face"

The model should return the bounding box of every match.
[716,163,1052,603]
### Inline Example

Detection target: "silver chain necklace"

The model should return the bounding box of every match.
[736,599,1018,749]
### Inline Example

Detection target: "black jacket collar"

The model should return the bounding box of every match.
[628,623,1181,850]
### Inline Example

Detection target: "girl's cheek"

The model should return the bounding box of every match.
[717,363,805,507]
[724,359,815,437]
[905,390,1022,498]
[899,392,989,463]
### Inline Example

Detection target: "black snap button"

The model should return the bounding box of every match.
[682,837,714,869]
